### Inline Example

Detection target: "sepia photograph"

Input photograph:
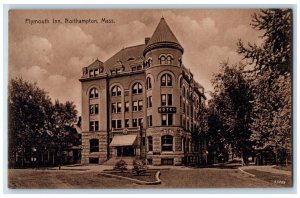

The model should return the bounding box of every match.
[7,7,293,189]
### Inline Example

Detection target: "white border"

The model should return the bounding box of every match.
[1,1,299,197]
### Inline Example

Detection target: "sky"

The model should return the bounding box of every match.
[9,9,263,115]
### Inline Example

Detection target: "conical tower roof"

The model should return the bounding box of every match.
[143,17,184,56]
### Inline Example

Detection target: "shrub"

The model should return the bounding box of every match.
[114,159,128,172]
[132,159,147,176]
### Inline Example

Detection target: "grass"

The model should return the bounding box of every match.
[243,169,292,187]
[103,169,158,182]
[273,165,292,172]
[7,167,287,189]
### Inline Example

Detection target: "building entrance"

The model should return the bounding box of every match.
[117,146,135,157]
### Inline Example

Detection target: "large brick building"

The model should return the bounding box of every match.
[79,17,207,166]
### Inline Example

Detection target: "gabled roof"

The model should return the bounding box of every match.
[87,59,103,68]
[143,17,184,56]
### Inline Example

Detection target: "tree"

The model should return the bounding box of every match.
[237,9,292,75]
[237,9,292,165]
[209,62,254,164]
[8,78,52,168]
[49,100,77,169]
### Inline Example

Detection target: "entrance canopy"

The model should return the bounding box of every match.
[110,135,138,147]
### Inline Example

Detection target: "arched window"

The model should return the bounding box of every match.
[89,88,99,99]
[146,77,152,90]
[159,55,167,64]
[161,73,172,86]
[161,135,173,151]
[145,58,152,68]
[166,56,172,64]
[132,82,143,94]
[111,85,121,96]
[90,139,99,152]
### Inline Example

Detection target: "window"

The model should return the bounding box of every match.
[161,135,173,151]
[132,119,138,127]
[132,83,143,94]
[138,118,143,128]
[117,103,122,112]
[146,58,152,68]
[159,55,173,65]
[111,70,116,75]
[166,56,172,64]
[161,158,174,165]
[148,136,153,151]
[111,85,121,96]
[182,87,186,97]
[161,73,172,86]
[133,100,143,112]
[112,102,121,113]
[125,102,129,112]
[89,121,99,131]
[89,158,99,164]
[89,88,99,99]
[182,116,186,129]
[94,68,99,76]
[167,94,172,106]
[89,70,94,77]
[116,68,122,74]
[132,101,138,112]
[161,94,172,106]
[138,100,143,111]
[137,65,142,71]
[159,55,166,64]
[146,77,152,90]
[90,139,99,152]
[161,114,173,126]
[125,119,129,127]
[117,120,122,128]
[112,119,122,129]
[147,115,153,127]
[147,96,153,108]
[89,104,99,115]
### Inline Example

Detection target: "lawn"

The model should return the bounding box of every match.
[242,169,292,187]
[7,167,284,189]
[102,169,159,182]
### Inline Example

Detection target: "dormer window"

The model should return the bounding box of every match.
[131,65,143,72]
[127,57,135,61]
[116,68,121,74]
[94,69,99,76]
[145,58,152,68]
[89,68,100,77]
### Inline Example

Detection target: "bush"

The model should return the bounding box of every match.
[132,159,147,176]
[114,159,128,172]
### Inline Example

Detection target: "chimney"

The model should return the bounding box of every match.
[145,37,150,45]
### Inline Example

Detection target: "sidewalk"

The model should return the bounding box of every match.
[240,165,292,176]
